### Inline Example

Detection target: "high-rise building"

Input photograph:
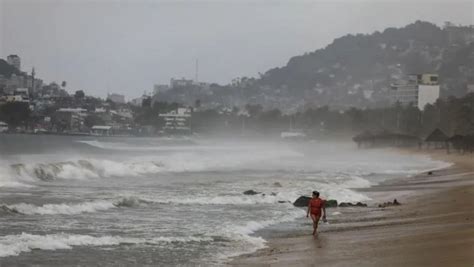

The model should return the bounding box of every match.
[391,74,440,110]
[107,93,126,104]
[7,55,21,70]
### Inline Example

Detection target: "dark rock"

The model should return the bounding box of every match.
[325,199,338,208]
[293,196,311,207]
[339,202,366,207]
[243,190,261,195]
[338,202,351,207]
[270,192,277,196]
[379,199,401,208]
[273,182,282,187]
[0,205,19,215]
[278,201,287,204]
[427,171,433,175]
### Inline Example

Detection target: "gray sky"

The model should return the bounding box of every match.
[1,0,473,99]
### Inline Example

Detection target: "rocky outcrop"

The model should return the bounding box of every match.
[293,196,311,207]
[338,202,368,207]
[243,190,261,195]
[378,199,401,208]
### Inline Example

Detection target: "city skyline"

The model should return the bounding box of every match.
[1,0,473,99]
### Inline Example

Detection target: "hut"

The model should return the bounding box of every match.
[353,131,420,148]
[424,128,448,149]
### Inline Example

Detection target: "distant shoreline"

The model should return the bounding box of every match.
[229,148,474,266]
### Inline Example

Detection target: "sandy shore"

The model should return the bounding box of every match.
[230,149,474,266]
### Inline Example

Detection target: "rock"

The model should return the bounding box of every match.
[339,202,367,207]
[0,205,19,215]
[243,190,261,195]
[278,201,287,204]
[338,202,351,207]
[273,182,282,187]
[379,199,401,208]
[427,171,433,175]
[293,196,311,207]
[270,192,277,196]
[325,199,338,208]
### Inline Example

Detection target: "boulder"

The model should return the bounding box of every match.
[273,182,283,187]
[293,196,311,207]
[338,202,353,207]
[0,205,19,215]
[325,199,338,208]
[339,202,367,207]
[270,192,277,196]
[378,199,402,208]
[243,190,261,195]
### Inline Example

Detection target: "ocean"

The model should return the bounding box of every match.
[0,135,449,265]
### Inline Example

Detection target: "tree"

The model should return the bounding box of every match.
[245,104,263,117]
[74,90,85,99]
[0,102,31,128]
[84,114,105,128]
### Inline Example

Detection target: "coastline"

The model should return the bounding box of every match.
[230,148,474,266]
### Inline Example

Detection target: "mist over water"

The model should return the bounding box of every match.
[0,135,449,264]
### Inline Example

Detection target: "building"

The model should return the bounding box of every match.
[170,78,194,89]
[130,95,147,107]
[107,93,126,104]
[0,121,8,132]
[153,84,170,94]
[391,74,440,110]
[444,22,474,45]
[54,108,87,132]
[7,55,21,70]
[91,125,112,136]
[158,108,192,134]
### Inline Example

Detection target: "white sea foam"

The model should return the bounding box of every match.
[215,208,305,260]
[2,196,152,215]
[0,233,214,257]
[5,201,116,215]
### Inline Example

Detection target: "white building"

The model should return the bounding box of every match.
[159,108,192,133]
[7,55,21,70]
[170,78,194,89]
[391,74,440,110]
[107,93,126,104]
[0,121,8,133]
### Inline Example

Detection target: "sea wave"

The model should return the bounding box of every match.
[0,233,214,258]
[8,159,164,181]
[1,197,149,215]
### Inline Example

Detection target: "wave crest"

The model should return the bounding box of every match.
[0,233,214,257]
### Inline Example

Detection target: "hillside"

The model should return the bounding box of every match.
[253,21,473,109]
[157,21,474,110]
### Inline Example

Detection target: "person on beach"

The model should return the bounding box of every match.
[306,191,327,236]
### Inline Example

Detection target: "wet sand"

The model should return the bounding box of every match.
[230,149,474,266]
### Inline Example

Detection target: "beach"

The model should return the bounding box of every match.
[230,149,474,266]
[0,136,464,265]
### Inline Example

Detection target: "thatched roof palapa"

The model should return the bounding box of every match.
[425,128,448,142]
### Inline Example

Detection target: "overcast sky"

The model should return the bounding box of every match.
[1,0,473,99]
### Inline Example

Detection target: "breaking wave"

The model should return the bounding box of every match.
[8,160,164,181]
[1,197,149,216]
[0,233,214,258]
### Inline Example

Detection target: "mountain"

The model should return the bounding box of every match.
[252,21,473,109]
[157,21,474,110]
